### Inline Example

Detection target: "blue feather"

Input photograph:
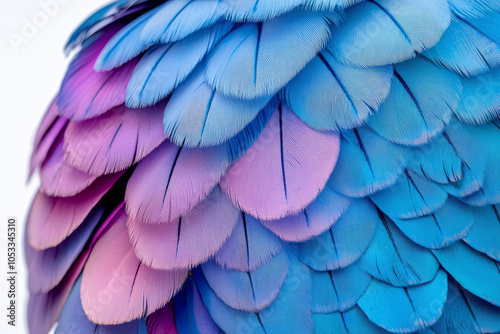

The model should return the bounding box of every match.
[56,276,145,333]
[312,306,390,334]
[433,242,500,307]
[127,22,233,108]
[357,270,448,333]
[214,212,283,271]
[358,213,440,287]
[423,14,500,76]
[449,0,500,18]
[432,278,500,334]
[205,10,338,99]
[454,69,500,124]
[299,199,378,271]
[367,57,462,145]
[163,65,273,147]
[464,204,500,261]
[187,279,222,334]
[196,257,313,334]
[311,264,371,313]
[201,251,289,312]
[408,134,463,185]
[329,127,411,197]
[95,8,160,71]
[174,285,193,334]
[371,169,448,219]
[217,0,303,21]
[329,0,451,67]
[285,50,393,130]
[392,198,474,250]
[140,0,222,45]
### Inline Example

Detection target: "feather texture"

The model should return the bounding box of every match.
[464,204,500,261]
[312,306,389,334]
[221,105,340,220]
[146,303,178,334]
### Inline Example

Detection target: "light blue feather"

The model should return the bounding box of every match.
[201,251,289,312]
[205,10,338,99]
[312,306,390,334]
[285,50,393,130]
[163,65,273,147]
[95,8,159,71]
[371,169,448,219]
[367,57,462,145]
[432,278,500,334]
[217,0,304,21]
[433,242,500,307]
[423,14,500,76]
[464,205,500,261]
[56,276,145,334]
[140,0,222,45]
[214,212,283,271]
[357,270,448,333]
[449,0,500,18]
[392,198,474,250]
[329,0,451,67]
[186,279,222,334]
[408,134,463,185]
[311,264,371,313]
[329,127,410,197]
[196,257,313,334]
[358,214,440,287]
[454,69,500,124]
[127,23,233,108]
[299,199,378,271]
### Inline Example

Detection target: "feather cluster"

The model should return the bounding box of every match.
[27,0,500,333]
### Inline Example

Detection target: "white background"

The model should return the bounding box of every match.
[0,1,110,333]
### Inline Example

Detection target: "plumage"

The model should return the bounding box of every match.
[146,303,178,334]
[186,279,222,334]
[221,105,340,220]
[464,204,500,261]
[312,306,389,334]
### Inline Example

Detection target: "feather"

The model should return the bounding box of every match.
[146,303,178,334]
[140,0,222,45]
[299,199,378,271]
[32,97,59,156]
[81,208,188,324]
[127,187,239,270]
[358,213,440,287]
[217,0,304,21]
[330,0,451,67]
[454,69,500,124]
[329,127,410,197]
[260,186,351,242]
[311,264,372,313]
[163,65,272,147]
[464,205,500,261]
[449,0,500,18]
[196,257,313,334]
[56,276,146,334]
[174,287,192,334]
[301,0,341,11]
[58,27,138,121]
[214,212,283,271]
[221,105,340,220]
[392,198,474,250]
[187,279,222,334]
[285,50,393,131]
[205,11,337,99]
[433,242,500,307]
[39,139,97,197]
[408,134,463,185]
[64,102,166,176]
[423,14,500,76]
[201,251,289,312]
[367,57,462,145]
[358,269,448,333]
[127,23,233,108]
[125,141,230,224]
[312,306,389,334]
[95,8,159,71]
[27,172,122,250]
[26,206,104,294]
[371,169,448,219]
[432,278,500,334]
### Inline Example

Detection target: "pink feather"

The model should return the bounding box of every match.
[81,208,188,325]
[127,187,239,270]
[221,105,340,220]
[64,102,167,176]
[125,141,230,224]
